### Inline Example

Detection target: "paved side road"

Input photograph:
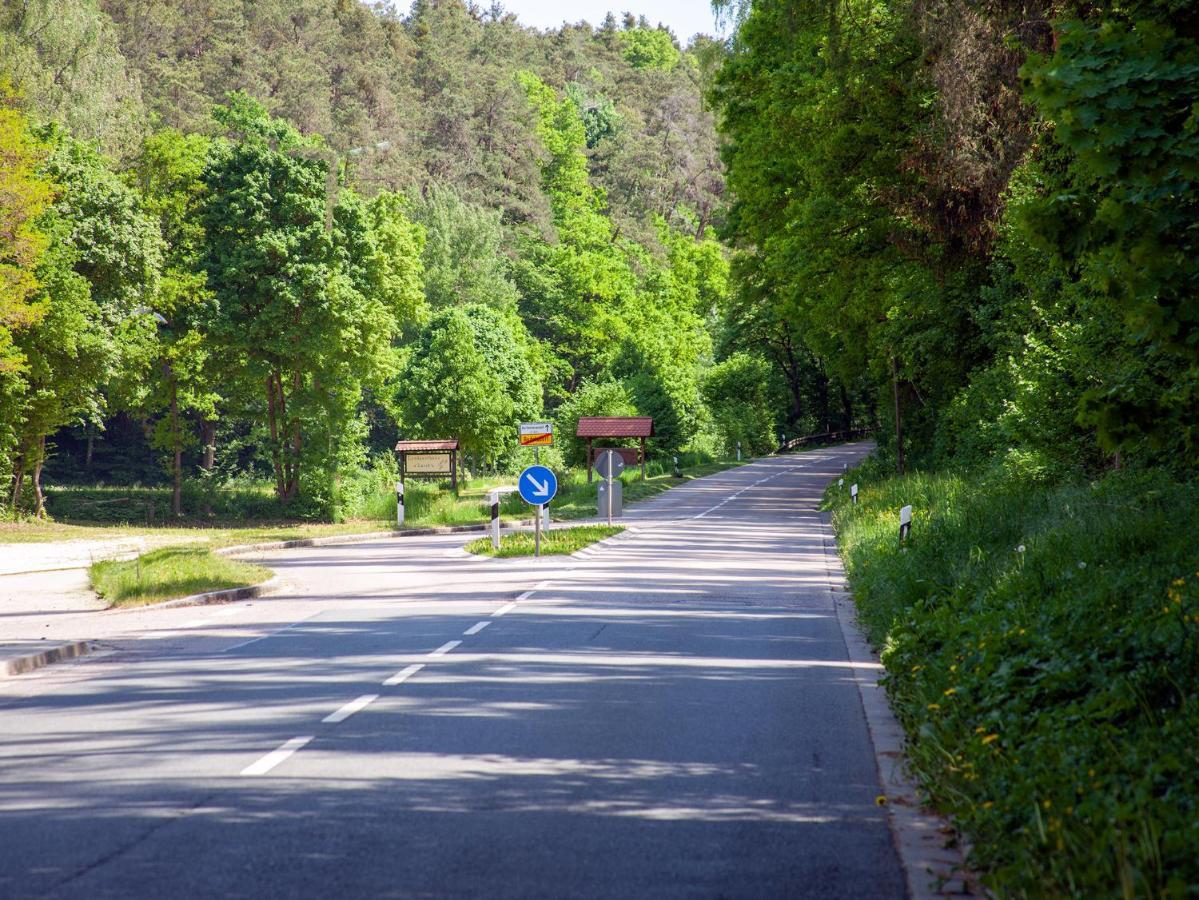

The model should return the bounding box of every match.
[0,444,912,898]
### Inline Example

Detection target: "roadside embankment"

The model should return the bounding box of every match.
[828,457,1199,896]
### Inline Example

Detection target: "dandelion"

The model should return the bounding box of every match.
[927,703,941,710]
[875,795,887,806]
[982,801,994,809]
[1042,799,1052,810]
[982,734,999,745]
[1078,561,1086,569]
[944,687,957,696]
[1016,544,1025,553]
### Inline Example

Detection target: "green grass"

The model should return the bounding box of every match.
[90,547,272,607]
[829,458,1199,896]
[5,456,747,544]
[464,524,624,558]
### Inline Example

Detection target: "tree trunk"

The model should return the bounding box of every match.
[266,373,286,500]
[32,435,46,519]
[170,379,182,517]
[839,384,854,431]
[10,453,25,511]
[200,420,216,471]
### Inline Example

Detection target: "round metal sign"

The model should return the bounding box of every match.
[518,465,558,505]
[595,450,626,479]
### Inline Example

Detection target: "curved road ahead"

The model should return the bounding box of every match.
[0,443,906,898]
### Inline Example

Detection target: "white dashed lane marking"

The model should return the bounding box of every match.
[428,640,461,658]
[463,621,490,636]
[240,736,313,777]
[384,663,424,686]
[323,694,379,724]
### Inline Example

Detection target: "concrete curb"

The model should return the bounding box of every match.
[2,640,94,678]
[821,511,977,898]
[125,575,284,613]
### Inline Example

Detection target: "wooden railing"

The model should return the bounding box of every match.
[779,428,873,453]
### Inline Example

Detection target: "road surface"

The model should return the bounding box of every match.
[0,444,906,898]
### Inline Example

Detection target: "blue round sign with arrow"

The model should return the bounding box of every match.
[518,465,557,506]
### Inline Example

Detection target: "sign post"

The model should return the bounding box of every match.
[518,465,558,558]
[595,450,625,525]
[851,483,859,504]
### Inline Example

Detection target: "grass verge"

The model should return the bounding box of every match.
[828,457,1199,896]
[90,547,272,607]
[464,525,623,558]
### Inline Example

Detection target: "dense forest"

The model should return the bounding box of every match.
[708,0,1199,893]
[1,0,807,519]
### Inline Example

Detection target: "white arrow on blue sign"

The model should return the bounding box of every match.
[518,465,558,506]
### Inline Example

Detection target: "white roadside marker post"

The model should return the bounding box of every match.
[395,481,405,527]
[899,504,912,542]
[838,478,844,489]
[489,490,501,551]
[736,441,742,462]
[851,483,859,504]
[673,455,680,478]
[535,503,542,558]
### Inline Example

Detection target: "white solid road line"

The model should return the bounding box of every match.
[384,663,425,686]
[491,602,517,617]
[323,694,379,724]
[429,640,461,657]
[463,621,490,636]
[220,613,318,652]
[240,735,314,776]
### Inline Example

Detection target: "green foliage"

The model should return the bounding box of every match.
[1020,18,1199,457]
[617,27,680,70]
[396,307,517,464]
[703,353,777,455]
[553,380,639,467]
[411,184,516,311]
[831,463,1199,896]
[0,0,146,158]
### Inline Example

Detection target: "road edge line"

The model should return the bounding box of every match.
[821,510,975,898]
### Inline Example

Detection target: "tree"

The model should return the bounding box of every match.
[554,379,639,467]
[411,184,518,311]
[129,128,220,516]
[0,0,146,159]
[0,84,51,485]
[395,307,514,465]
[200,93,419,507]
[10,128,163,515]
[703,353,778,456]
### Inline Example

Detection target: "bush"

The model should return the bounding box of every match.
[830,463,1199,896]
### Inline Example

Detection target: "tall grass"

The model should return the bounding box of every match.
[830,462,1199,896]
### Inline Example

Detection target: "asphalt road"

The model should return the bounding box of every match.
[0,443,906,899]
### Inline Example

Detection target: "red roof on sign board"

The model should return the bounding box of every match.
[575,416,654,438]
[395,439,459,451]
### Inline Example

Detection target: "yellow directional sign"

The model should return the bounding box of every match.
[519,422,553,446]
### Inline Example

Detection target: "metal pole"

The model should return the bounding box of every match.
[606,470,613,528]
[535,504,542,557]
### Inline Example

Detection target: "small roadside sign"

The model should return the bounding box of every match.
[595,450,625,480]
[519,422,553,447]
[518,465,557,506]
